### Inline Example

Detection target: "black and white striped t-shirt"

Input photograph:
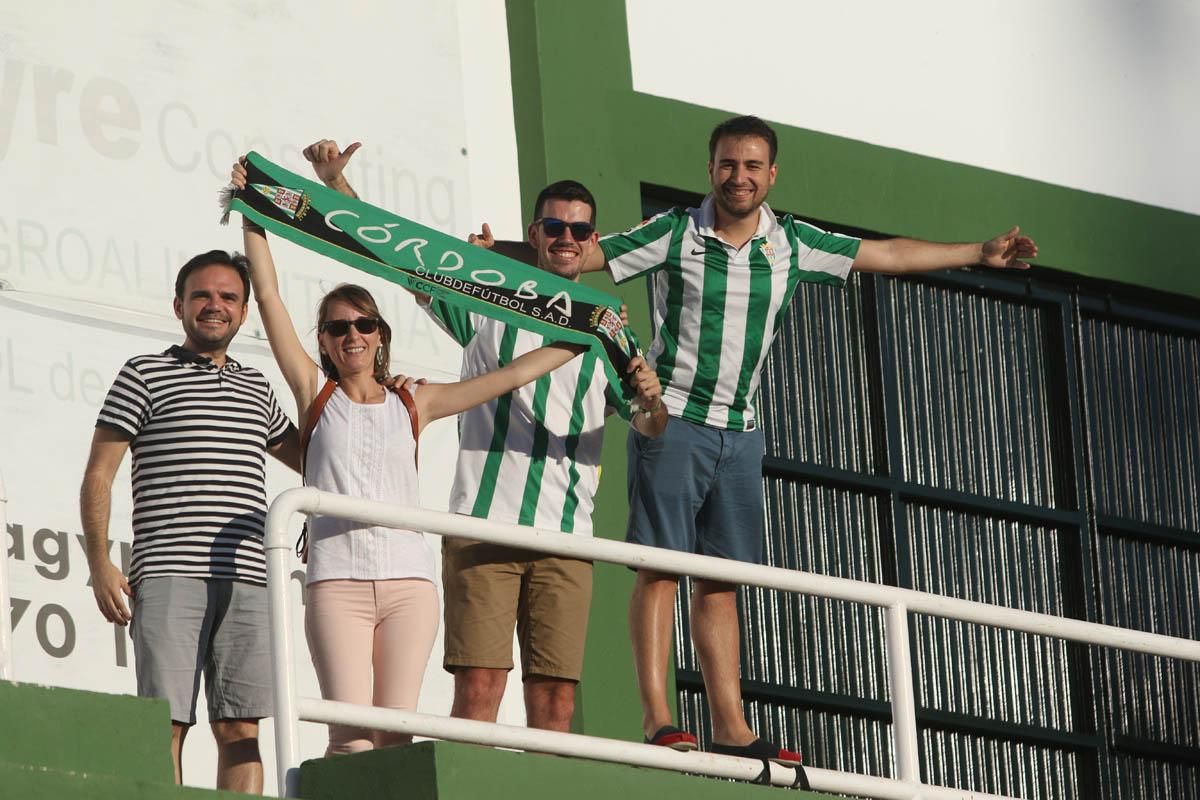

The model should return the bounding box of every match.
[96,346,293,586]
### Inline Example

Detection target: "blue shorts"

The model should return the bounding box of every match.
[626,416,765,564]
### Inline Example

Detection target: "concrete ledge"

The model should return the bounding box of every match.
[0,680,174,783]
[0,762,242,800]
[299,740,829,799]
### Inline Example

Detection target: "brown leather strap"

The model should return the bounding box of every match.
[300,378,338,479]
[393,386,420,465]
[296,378,337,565]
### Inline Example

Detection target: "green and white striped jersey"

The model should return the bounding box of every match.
[600,196,860,431]
[423,299,620,535]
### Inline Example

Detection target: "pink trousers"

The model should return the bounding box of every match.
[305,578,440,755]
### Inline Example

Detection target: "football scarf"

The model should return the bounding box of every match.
[221,152,641,415]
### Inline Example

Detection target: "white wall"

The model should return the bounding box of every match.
[0,0,522,792]
[626,0,1200,215]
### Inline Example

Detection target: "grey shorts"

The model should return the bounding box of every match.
[626,416,766,564]
[131,576,273,725]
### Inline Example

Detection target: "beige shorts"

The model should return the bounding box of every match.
[442,537,592,681]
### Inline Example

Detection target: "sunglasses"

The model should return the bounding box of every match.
[319,317,382,337]
[535,217,595,240]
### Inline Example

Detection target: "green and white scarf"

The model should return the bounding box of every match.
[222,152,641,416]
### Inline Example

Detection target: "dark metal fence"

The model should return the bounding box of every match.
[644,189,1200,799]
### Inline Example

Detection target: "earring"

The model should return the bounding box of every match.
[376,348,384,366]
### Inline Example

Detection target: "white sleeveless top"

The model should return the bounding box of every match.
[303,371,435,585]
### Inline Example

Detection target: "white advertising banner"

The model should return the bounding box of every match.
[1,0,523,791]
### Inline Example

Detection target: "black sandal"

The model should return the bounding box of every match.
[711,737,801,768]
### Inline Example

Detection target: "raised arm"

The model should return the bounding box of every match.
[304,138,362,199]
[472,234,542,268]
[414,343,585,428]
[231,156,319,415]
[80,427,133,625]
[239,223,320,412]
[853,226,1038,274]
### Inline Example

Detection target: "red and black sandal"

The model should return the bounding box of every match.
[644,725,699,751]
[711,738,802,768]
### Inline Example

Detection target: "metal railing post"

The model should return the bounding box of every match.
[0,469,12,681]
[886,602,920,784]
[264,487,317,797]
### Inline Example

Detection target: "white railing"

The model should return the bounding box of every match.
[264,487,1200,800]
[0,469,11,681]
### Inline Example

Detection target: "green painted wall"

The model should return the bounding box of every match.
[504,0,1200,745]
[1,680,827,799]
[299,740,826,800]
[0,680,174,783]
[0,681,243,799]
[0,763,243,800]
[0,680,828,800]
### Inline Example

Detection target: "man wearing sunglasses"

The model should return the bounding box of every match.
[303,140,666,734]
[80,250,301,792]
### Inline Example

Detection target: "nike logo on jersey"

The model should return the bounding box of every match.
[690,248,706,256]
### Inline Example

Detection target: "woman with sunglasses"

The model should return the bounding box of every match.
[238,215,582,756]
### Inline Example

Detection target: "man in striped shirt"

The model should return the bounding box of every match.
[302,139,666,733]
[578,115,1038,764]
[80,250,300,792]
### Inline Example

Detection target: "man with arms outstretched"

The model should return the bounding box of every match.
[576,115,1038,764]
[81,250,300,792]
[296,140,666,732]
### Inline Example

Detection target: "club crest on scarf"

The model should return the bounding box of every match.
[589,306,631,355]
[252,184,311,221]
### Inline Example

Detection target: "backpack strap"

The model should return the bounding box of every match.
[295,377,336,564]
[390,385,420,465]
[301,378,338,479]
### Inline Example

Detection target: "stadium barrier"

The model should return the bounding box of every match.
[265,487,1200,797]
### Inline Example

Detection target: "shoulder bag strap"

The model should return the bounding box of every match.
[300,378,338,479]
[390,385,420,466]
